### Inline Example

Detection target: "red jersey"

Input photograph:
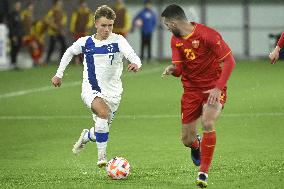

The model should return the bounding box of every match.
[277,32,284,48]
[171,22,231,91]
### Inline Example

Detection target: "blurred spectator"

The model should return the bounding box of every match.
[24,19,48,66]
[112,0,131,37]
[21,2,34,41]
[0,0,9,23]
[8,1,24,69]
[21,2,39,66]
[44,0,67,65]
[132,0,157,61]
[70,0,93,64]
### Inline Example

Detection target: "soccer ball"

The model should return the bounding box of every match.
[106,157,130,180]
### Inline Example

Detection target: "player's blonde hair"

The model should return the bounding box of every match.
[94,5,116,21]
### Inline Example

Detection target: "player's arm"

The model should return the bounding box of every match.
[51,39,83,87]
[205,53,235,105]
[206,31,235,90]
[131,12,141,32]
[118,36,142,72]
[215,53,235,90]
[269,32,284,64]
[162,37,183,77]
[162,62,182,77]
[205,32,235,104]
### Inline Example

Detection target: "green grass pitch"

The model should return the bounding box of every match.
[0,60,283,188]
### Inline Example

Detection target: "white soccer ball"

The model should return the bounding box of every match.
[106,157,130,180]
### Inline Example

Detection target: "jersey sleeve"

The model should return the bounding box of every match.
[171,36,184,64]
[55,38,84,78]
[118,35,141,68]
[205,30,231,61]
[277,32,284,48]
[215,53,235,90]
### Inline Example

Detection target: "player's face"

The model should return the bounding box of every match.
[95,17,114,40]
[162,18,182,37]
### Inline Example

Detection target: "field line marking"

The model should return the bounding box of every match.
[0,82,81,99]
[0,112,283,120]
[0,67,162,99]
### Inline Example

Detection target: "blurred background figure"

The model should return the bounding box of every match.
[8,1,24,69]
[44,0,67,65]
[21,2,41,66]
[132,0,157,61]
[0,0,9,24]
[112,0,131,37]
[21,2,34,42]
[70,0,93,65]
[26,19,48,66]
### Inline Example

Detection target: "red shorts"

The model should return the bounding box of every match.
[181,88,227,124]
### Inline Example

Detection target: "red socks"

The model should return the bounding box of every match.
[200,130,216,173]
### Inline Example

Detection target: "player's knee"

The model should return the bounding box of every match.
[93,108,109,119]
[201,119,215,131]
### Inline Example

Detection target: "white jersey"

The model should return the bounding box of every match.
[55,33,141,98]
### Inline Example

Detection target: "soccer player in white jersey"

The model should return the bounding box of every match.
[51,5,141,167]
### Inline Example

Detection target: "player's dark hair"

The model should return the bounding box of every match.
[161,4,187,21]
[94,5,116,21]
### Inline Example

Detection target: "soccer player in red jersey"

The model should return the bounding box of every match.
[161,4,235,188]
[269,32,284,64]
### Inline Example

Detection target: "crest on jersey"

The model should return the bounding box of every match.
[192,40,199,48]
[107,44,114,52]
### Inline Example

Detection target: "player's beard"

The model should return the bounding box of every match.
[172,28,181,38]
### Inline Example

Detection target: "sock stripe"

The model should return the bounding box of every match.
[95,132,109,143]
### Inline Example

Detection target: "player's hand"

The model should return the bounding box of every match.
[204,87,222,105]
[269,46,280,64]
[161,65,175,78]
[51,76,62,87]
[127,63,139,72]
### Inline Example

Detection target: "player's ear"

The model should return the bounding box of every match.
[94,20,99,28]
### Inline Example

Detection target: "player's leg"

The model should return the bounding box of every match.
[196,102,222,188]
[181,92,203,166]
[72,96,109,157]
[181,120,201,166]
[141,33,145,60]
[90,97,110,167]
[146,34,152,61]
[90,96,120,167]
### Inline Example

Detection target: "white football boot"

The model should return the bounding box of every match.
[72,129,89,154]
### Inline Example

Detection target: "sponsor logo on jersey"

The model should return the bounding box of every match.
[176,43,183,47]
